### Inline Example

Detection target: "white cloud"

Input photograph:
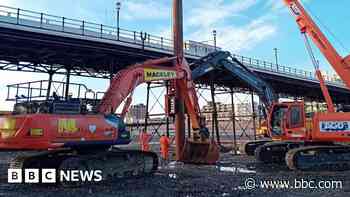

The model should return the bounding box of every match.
[265,0,285,11]
[188,15,276,53]
[120,0,169,21]
[222,20,276,53]
[187,0,258,28]
[1,0,48,12]
[185,0,276,53]
[159,28,172,39]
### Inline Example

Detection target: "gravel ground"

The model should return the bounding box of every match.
[0,150,349,197]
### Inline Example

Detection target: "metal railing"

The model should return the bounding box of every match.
[231,54,345,87]
[0,6,175,50]
[0,5,199,56]
[0,5,345,87]
[6,80,100,102]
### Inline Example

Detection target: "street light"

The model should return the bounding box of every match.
[213,30,217,51]
[116,1,121,33]
[273,48,279,65]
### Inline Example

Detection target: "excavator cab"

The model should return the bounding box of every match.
[268,102,306,140]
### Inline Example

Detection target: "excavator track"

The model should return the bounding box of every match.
[243,140,272,156]
[286,145,350,171]
[9,150,72,169]
[255,141,302,163]
[9,148,158,185]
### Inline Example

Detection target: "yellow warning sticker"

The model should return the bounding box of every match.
[58,119,78,133]
[144,68,177,81]
[30,128,43,136]
[0,118,16,130]
[0,118,16,138]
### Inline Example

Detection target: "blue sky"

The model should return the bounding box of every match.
[0,0,349,111]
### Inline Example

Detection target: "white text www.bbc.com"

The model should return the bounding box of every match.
[242,178,343,190]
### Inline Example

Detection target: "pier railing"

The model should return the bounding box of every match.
[0,5,345,87]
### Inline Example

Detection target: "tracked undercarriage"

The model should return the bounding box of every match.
[254,141,302,164]
[286,145,350,171]
[10,148,158,186]
[248,140,350,171]
[243,140,273,156]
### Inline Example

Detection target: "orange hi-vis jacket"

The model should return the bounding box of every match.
[140,132,151,152]
[159,135,170,159]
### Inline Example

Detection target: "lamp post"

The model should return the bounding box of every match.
[116,1,121,37]
[273,48,279,65]
[213,30,217,51]
[273,47,279,71]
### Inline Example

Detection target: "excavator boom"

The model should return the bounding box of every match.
[98,57,179,114]
[191,51,281,156]
[191,51,277,111]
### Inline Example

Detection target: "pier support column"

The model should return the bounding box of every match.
[210,82,220,145]
[230,88,237,155]
[65,67,71,100]
[144,82,151,132]
[46,70,54,100]
[165,81,170,137]
[251,90,257,140]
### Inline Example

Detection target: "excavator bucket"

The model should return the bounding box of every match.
[181,139,220,164]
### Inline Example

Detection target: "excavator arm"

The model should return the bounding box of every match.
[96,55,218,164]
[176,58,202,130]
[191,51,277,113]
[97,57,180,115]
[97,56,203,131]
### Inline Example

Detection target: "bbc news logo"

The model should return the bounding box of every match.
[8,169,103,183]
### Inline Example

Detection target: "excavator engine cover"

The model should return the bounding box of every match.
[182,139,219,164]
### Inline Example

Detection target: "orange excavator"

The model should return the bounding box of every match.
[245,0,350,171]
[0,0,219,184]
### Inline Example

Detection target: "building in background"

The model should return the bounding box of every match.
[201,101,260,138]
[201,101,259,122]
[235,102,259,118]
[125,104,146,123]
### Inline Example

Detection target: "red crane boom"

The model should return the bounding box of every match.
[284,0,350,89]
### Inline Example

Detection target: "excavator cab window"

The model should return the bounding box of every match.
[288,105,304,128]
[270,106,288,137]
